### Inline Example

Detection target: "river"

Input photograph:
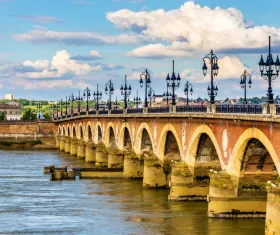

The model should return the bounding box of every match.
[0,150,265,235]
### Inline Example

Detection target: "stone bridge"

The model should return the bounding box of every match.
[54,105,280,233]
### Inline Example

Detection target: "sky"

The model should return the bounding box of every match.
[1,0,280,101]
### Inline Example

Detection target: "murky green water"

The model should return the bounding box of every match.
[0,150,265,235]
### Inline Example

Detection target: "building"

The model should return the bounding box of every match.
[0,103,22,120]
[4,94,15,100]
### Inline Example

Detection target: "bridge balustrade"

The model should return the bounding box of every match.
[147,107,169,113]
[111,109,124,115]
[73,113,78,117]
[276,105,280,115]
[176,105,207,113]
[98,110,108,115]
[127,108,143,114]
[216,104,263,114]
[80,111,86,116]
[88,110,96,115]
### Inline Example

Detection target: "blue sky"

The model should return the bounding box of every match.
[1,0,280,101]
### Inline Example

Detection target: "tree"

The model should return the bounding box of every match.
[22,109,36,120]
[43,112,51,120]
[0,112,6,121]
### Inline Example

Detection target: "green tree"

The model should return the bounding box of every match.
[43,112,51,120]
[22,109,36,120]
[0,112,6,121]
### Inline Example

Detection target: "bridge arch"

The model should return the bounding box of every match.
[72,124,77,138]
[185,124,224,175]
[78,123,84,140]
[95,122,103,143]
[118,122,132,150]
[105,123,116,147]
[67,124,70,136]
[229,128,280,177]
[85,122,93,142]
[134,123,154,155]
[157,124,182,162]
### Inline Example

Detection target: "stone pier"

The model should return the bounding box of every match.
[107,147,124,168]
[64,137,71,153]
[59,137,65,151]
[55,135,60,149]
[77,140,86,158]
[208,171,267,218]
[143,157,167,188]
[95,144,108,167]
[85,142,96,163]
[70,138,78,156]
[123,154,143,178]
[265,183,280,235]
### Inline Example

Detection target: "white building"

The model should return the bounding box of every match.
[4,94,15,100]
[0,104,22,120]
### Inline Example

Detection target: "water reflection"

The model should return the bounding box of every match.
[0,150,264,235]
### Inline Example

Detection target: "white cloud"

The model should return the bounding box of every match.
[126,43,192,58]
[13,30,147,45]
[107,1,280,53]
[17,15,63,24]
[71,50,102,61]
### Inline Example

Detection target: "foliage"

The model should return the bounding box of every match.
[0,112,6,121]
[43,112,52,120]
[22,108,37,120]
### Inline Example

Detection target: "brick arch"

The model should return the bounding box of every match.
[85,121,94,142]
[78,123,84,140]
[58,126,61,135]
[71,124,77,138]
[185,124,224,175]
[118,122,133,150]
[104,122,116,148]
[95,122,103,144]
[66,124,71,136]
[134,123,154,155]
[157,124,183,162]
[229,128,280,177]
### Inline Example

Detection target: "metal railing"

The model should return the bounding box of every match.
[111,109,124,115]
[148,107,169,113]
[127,108,143,114]
[80,111,86,116]
[216,104,263,114]
[276,105,280,115]
[176,105,207,113]
[98,110,108,115]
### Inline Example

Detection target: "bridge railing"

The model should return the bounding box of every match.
[111,109,124,115]
[127,108,143,114]
[147,107,170,113]
[98,110,109,115]
[176,105,207,113]
[215,104,263,114]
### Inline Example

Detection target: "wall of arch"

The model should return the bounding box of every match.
[85,121,94,142]
[104,122,115,148]
[184,124,224,175]
[134,123,154,155]
[94,122,103,144]
[228,127,280,177]
[117,122,133,150]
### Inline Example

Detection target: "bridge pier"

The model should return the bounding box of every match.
[77,140,86,158]
[108,152,124,168]
[207,171,267,218]
[143,157,167,188]
[59,137,65,151]
[64,137,71,153]
[55,135,60,149]
[85,142,96,163]
[70,138,78,156]
[265,184,280,235]
[95,144,108,167]
[123,154,143,178]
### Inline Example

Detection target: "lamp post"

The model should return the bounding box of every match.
[202,50,219,104]
[105,80,114,110]
[52,104,55,118]
[148,87,155,107]
[37,102,42,119]
[56,101,59,117]
[133,90,141,108]
[140,69,151,108]
[184,81,193,105]
[93,84,102,111]
[64,96,68,116]
[166,60,181,105]
[121,75,132,109]
[113,97,120,110]
[60,99,63,117]
[83,87,91,112]
[68,93,75,115]
[76,90,83,113]
[240,70,252,104]
[259,36,280,104]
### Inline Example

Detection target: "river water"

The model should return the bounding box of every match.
[0,150,265,235]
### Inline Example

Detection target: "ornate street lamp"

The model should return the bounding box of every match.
[184,81,193,105]
[75,90,83,113]
[64,96,68,116]
[259,36,280,104]
[121,75,132,109]
[148,87,155,107]
[166,60,181,105]
[105,80,114,110]
[60,99,63,117]
[56,101,59,117]
[202,50,219,104]
[240,70,252,104]
[37,102,42,119]
[83,87,91,112]
[93,84,102,111]
[140,69,151,108]
[68,93,75,115]
[113,97,120,110]
[52,104,55,118]
[134,90,141,108]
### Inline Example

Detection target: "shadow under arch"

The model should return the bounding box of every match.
[72,125,77,138]
[118,122,132,150]
[134,123,154,155]
[185,124,224,175]
[85,122,93,142]
[67,125,70,137]
[104,122,116,147]
[229,128,280,178]
[78,124,84,140]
